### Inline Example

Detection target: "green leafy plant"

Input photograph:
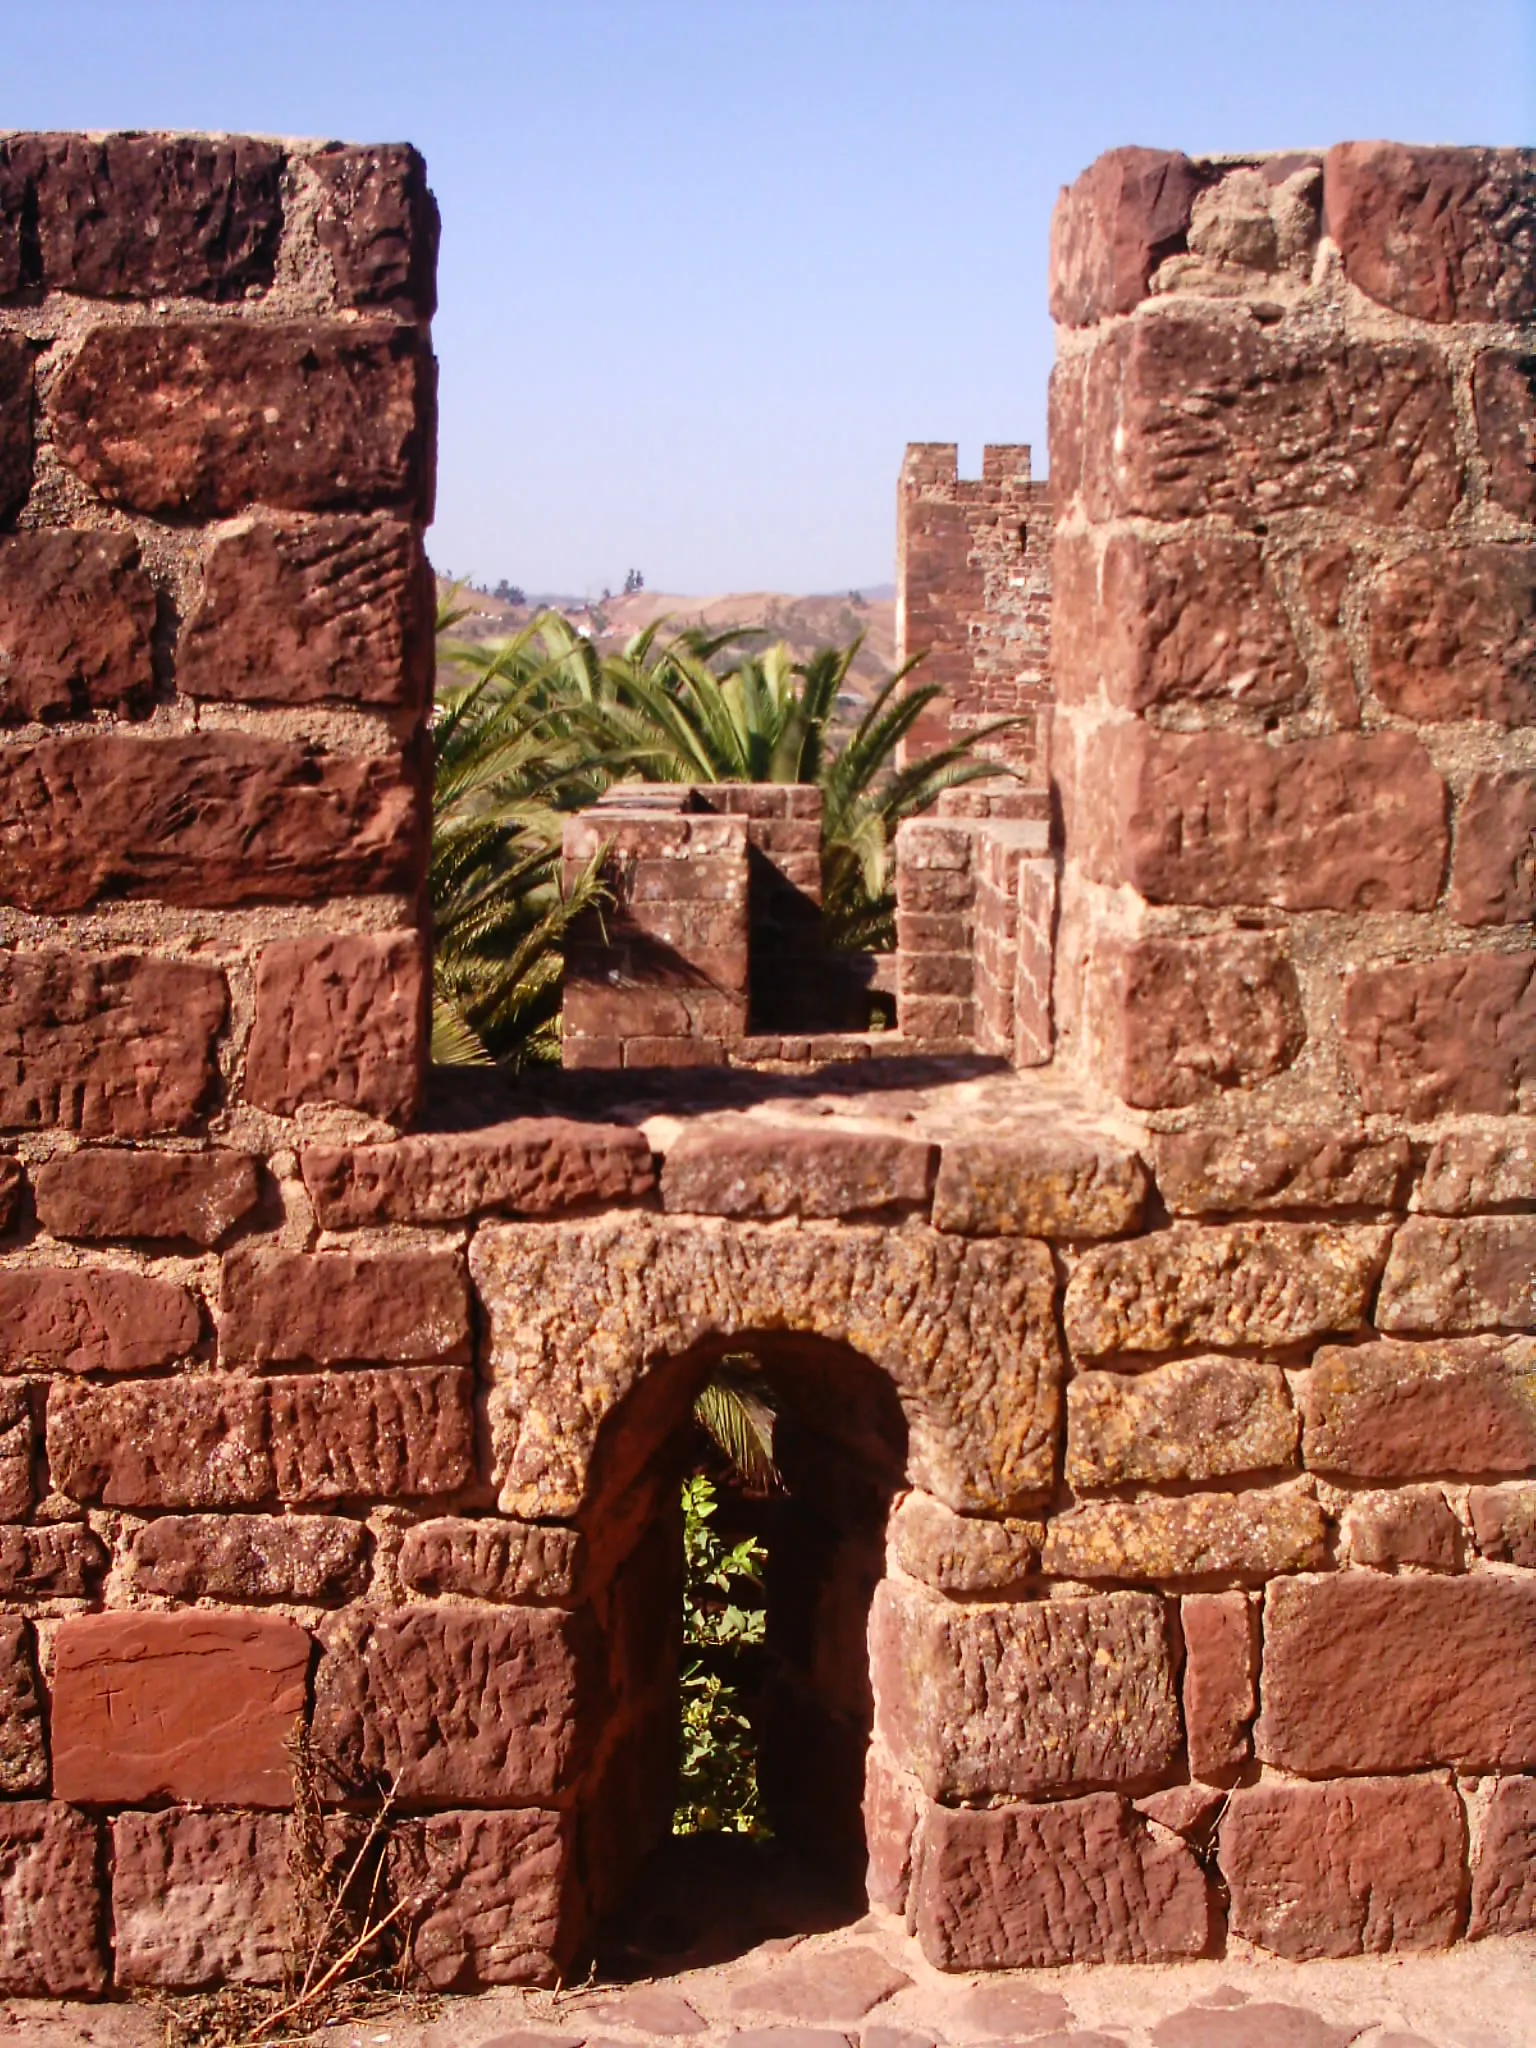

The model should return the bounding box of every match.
[674,1474,770,1837]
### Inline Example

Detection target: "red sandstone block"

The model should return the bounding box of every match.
[1049,146,1206,324]
[870,1580,1179,1802]
[50,321,435,517]
[0,951,226,1139]
[661,1119,935,1220]
[398,1517,582,1603]
[897,951,973,999]
[1301,1335,1536,1479]
[34,1148,260,1246]
[34,134,283,299]
[0,1802,105,1996]
[314,1603,590,1802]
[112,1807,291,1988]
[51,1610,310,1805]
[391,1809,573,1988]
[0,1266,199,1374]
[1342,1486,1461,1571]
[1153,1124,1410,1215]
[912,1791,1211,1968]
[1088,931,1305,1110]
[1367,545,1536,725]
[0,138,39,296]
[311,143,439,316]
[1473,350,1536,520]
[1256,1574,1536,1774]
[1053,528,1305,714]
[1377,1215,1536,1335]
[128,1513,369,1602]
[1221,1775,1467,1958]
[1470,1776,1536,1937]
[1325,143,1536,323]
[1451,771,1536,925]
[622,1036,730,1069]
[244,930,428,1123]
[0,1384,32,1517]
[267,1368,475,1502]
[302,1116,654,1226]
[0,1617,44,1793]
[560,1034,624,1070]
[933,1131,1147,1240]
[895,865,972,914]
[0,531,155,722]
[219,1247,470,1367]
[0,1524,108,1599]
[178,514,434,708]
[1075,725,1447,913]
[0,335,33,525]
[47,1374,271,1508]
[0,734,423,913]
[1469,1484,1536,1568]
[1341,954,1535,1117]
[1080,315,1461,529]
[1181,1592,1257,1782]
[863,1742,923,1914]
[0,1159,20,1236]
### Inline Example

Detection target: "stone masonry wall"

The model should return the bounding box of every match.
[0,130,1530,2006]
[894,442,1052,777]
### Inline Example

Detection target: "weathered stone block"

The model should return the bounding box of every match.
[1085,726,1448,913]
[1088,932,1305,1110]
[0,733,422,912]
[51,1611,310,1804]
[0,531,155,722]
[302,1115,654,1226]
[911,1791,1211,1968]
[863,1742,921,1914]
[0,951,226,1139]
[313,1604,589,1803]
[472,1217,1062,1518]
[112,1808,290,1988]
[1049,146,1206,324]
[1451,772,1536,926]
[1342,955,1536,1118]
[0,1384,32,1518]
[390,1809,572,1988]
[1474,350,1536,520]
[0,1618,44,1793]
[932,1131,1147,1240]
[0,1523,107,1599]
[1368,545,1536,726]
[1053,527,1304,713]
[660,1120,935,1220]
[0,1159,19,1236]
[311,143,439,316]
[1325,142,1536,322]
[398,1518,583,1603]
[1469,1484,1536,1568]
[34,1148,260,1246]
[267,1368,475,1503]
[1181,1591,1256,1780]
[1377,1216,1536,1334]
[0,1266,199,1374]
[128,1513,369,1602]
[1080,315,1461,528]
[869,1580,1179,1801]
[47,1374,271,1508]
[1066,1357,1297,1488]
[49,321,435,516]
[1470,1775,1536,1937]
[887,1491,1040,1594]
[1342,1487,1461,1571]
[0,335,34,525]
[0,1802,105,1996]
[1153,1125,1410,1216]
[1221,1775,1467,1958]
[1257,1574,1536,1773]
[1301,1335,1536,1478]
[1065,1223,1389,1359]
[1041,1486,1327,1583]
[178,514,433,707]
[244,930,427,1124]
[219,1247,470,1367]
[34,134,284,298]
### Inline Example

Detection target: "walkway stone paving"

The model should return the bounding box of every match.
[2,1921,1531,2048]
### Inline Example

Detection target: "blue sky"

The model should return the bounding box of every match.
[4,0,1533,595]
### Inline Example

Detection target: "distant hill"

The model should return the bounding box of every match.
[438,582,898,703]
